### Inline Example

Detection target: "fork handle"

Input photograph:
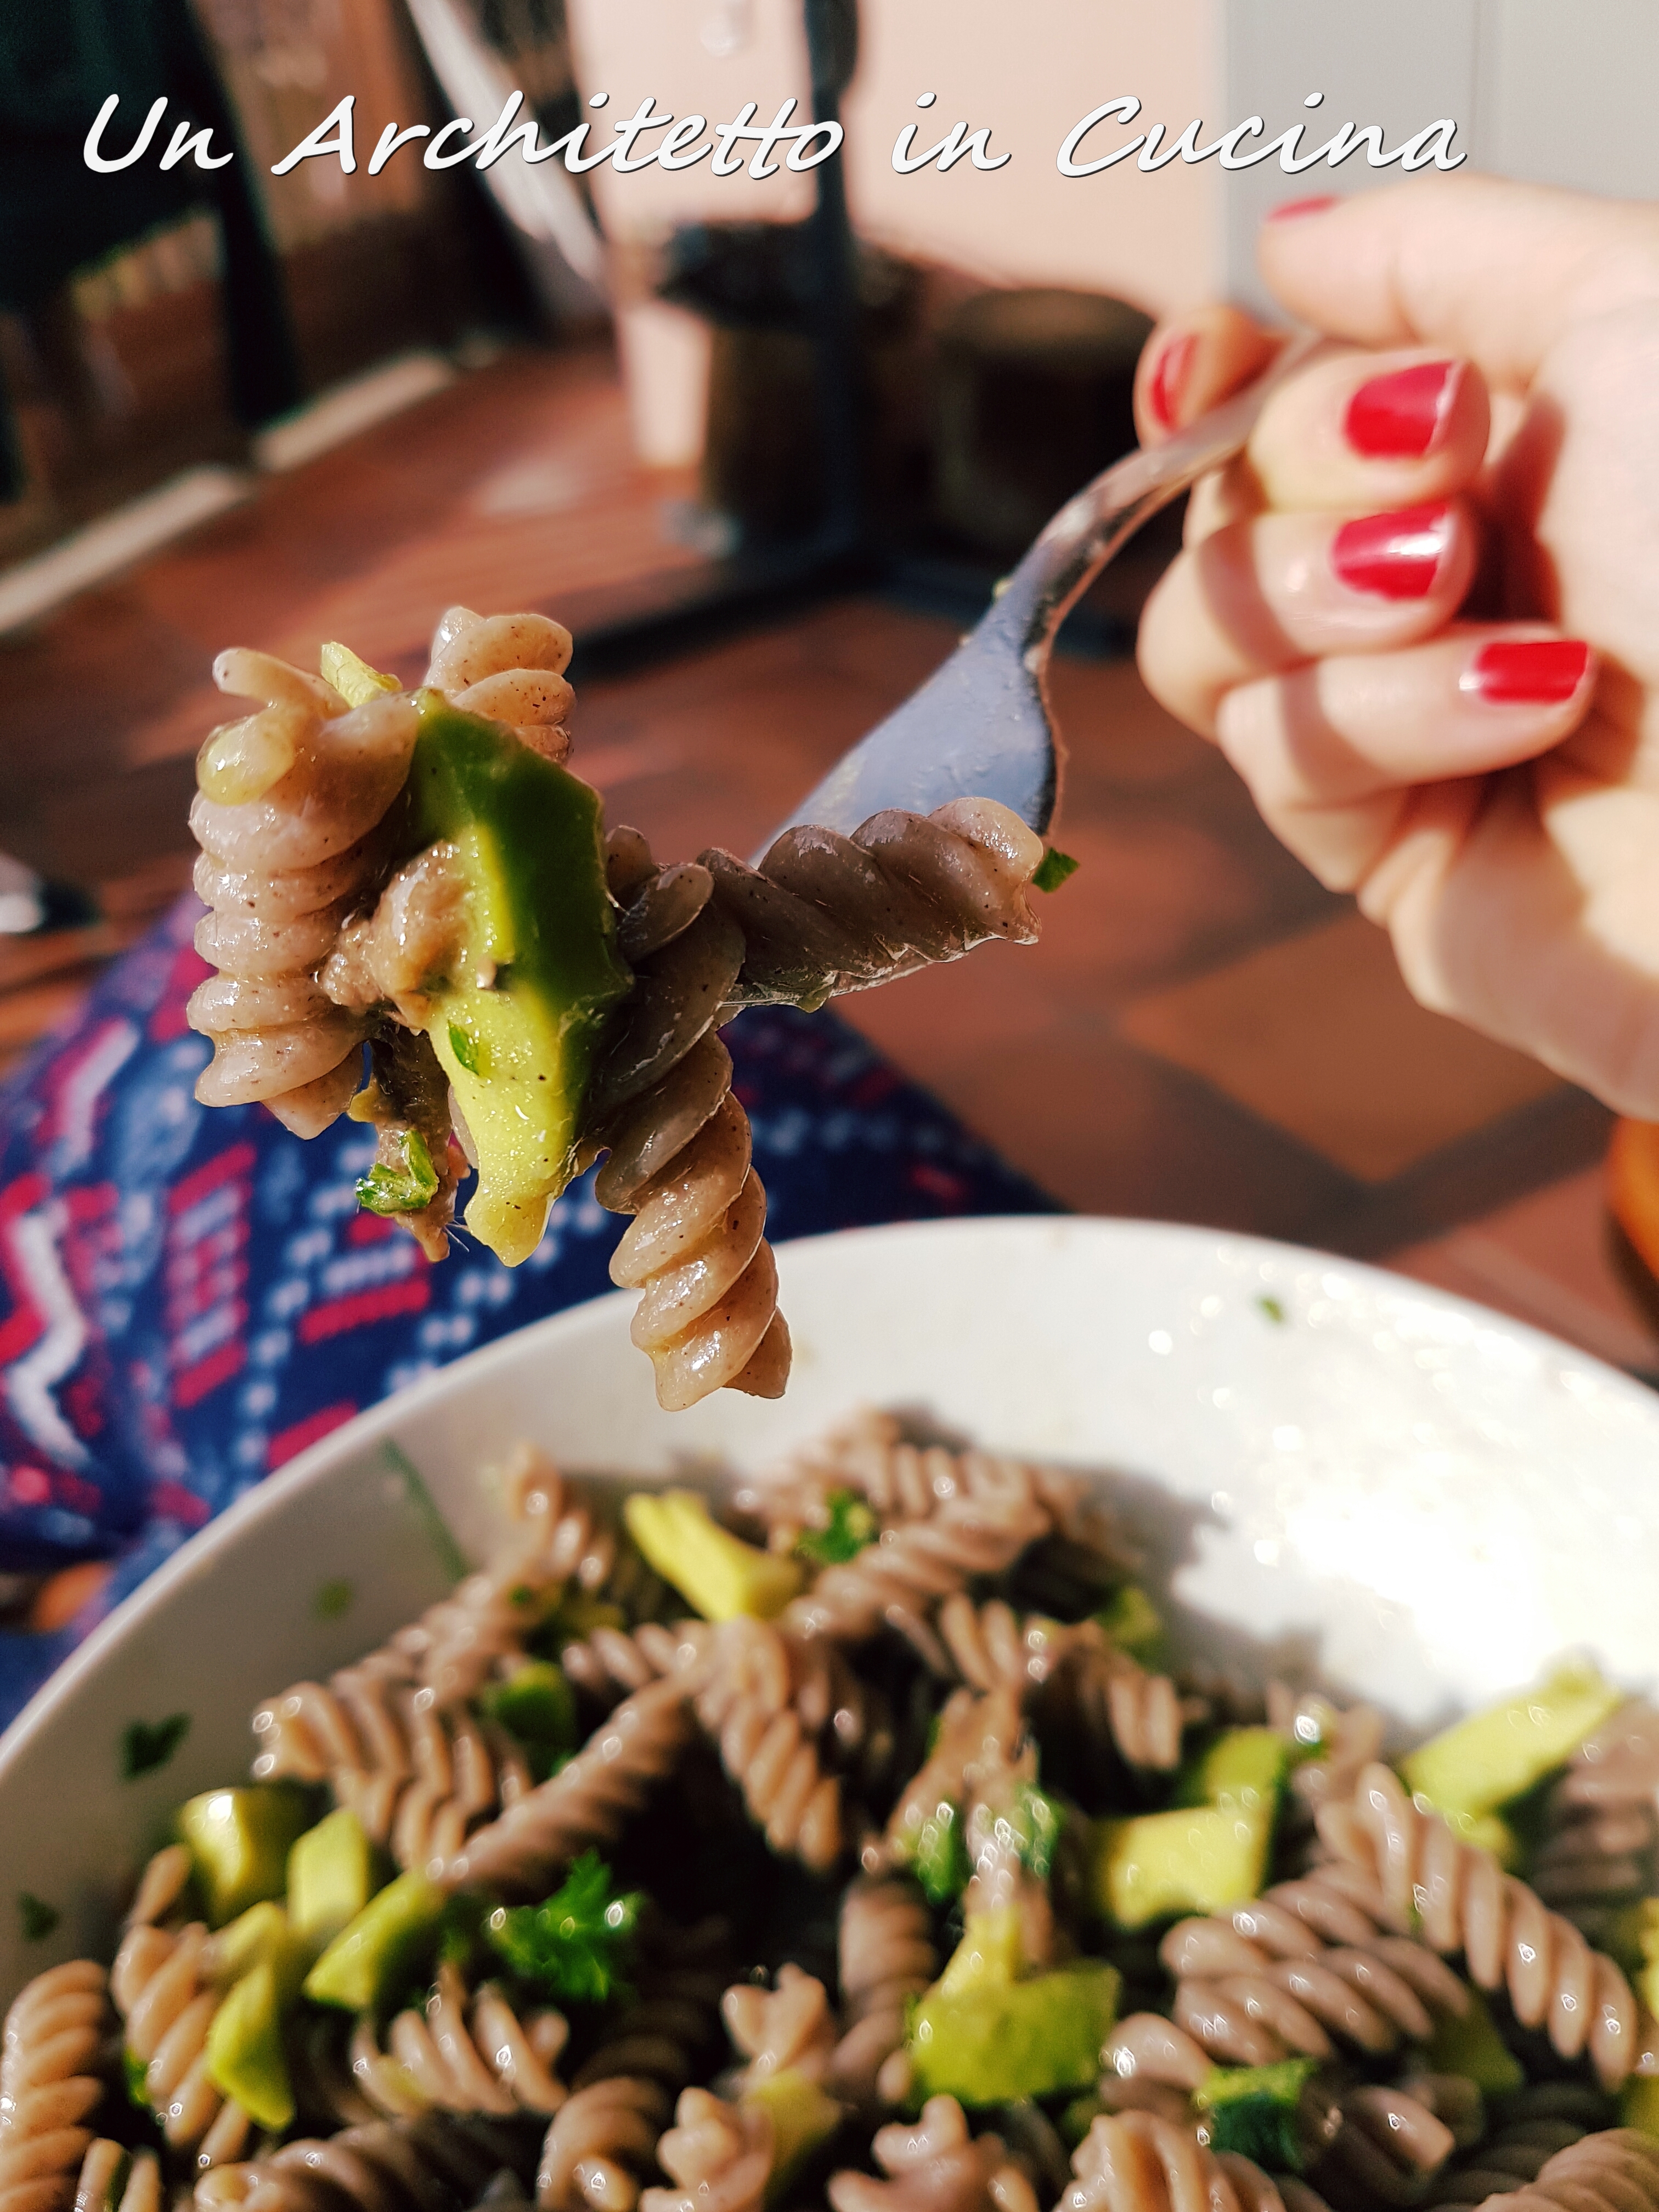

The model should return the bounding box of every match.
[988,329,1323,667]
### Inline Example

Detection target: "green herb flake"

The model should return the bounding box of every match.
[906,1798,972,1906]
[123,2046,150,2107]
[1194,2058,1318,2171]
[382,1441,470,1584]
[448,1022,484,1075]
[1032,848,1080,894]
[1094,1583,1165,1664]
[356,1128,440,1217]
[120,1712,191,1781]
[18,1892,58,1942]
[795,1488,879,1567]
[1256,1294,1287,1325]
[487,1853,643,2005]
[314,1578,354,1621]
[1002,1783,1063,1881]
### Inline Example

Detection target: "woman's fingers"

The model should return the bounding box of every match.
[1243,346,1491,512]
[1214,625,1598,889]
[1133,306,1282,444]
[1138,499,1479,738]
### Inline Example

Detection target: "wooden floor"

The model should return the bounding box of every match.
[4,337,1657,1382]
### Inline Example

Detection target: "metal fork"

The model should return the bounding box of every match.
[771,333,1318,843]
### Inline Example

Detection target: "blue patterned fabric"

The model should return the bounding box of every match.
[0,894,1059,1726]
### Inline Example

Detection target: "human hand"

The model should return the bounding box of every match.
[1132,177,1659,1115]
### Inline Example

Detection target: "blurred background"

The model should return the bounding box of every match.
[4,0,1659,1427]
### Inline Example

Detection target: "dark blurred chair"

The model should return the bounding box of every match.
[0,0,301,501]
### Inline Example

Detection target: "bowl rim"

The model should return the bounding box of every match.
[3,1210,1648,1785]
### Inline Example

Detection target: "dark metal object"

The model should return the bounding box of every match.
[770,334,1320,843]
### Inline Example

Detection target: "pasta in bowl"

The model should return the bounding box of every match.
[4,1218,1659,2212]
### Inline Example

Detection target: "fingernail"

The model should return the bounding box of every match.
[1147,333,1197,431]
[1345,360,1462,460]
[1266,194,1339,222]
[1330,503,1452,600]
[1461,638,1592,704]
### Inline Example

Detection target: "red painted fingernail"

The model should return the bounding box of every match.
[1266,194,1339,222]
[1461,638,1592,704]
[1148,333,1197,431]
[1345,360,1461,459]
[1330,503,1452,600]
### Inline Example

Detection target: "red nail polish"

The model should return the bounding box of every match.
[1462,638,1592,704]
[1345,361,1460,460]
[1148,333,1197,431]
[1330,503,1451,600]
[1266,195,1339,222]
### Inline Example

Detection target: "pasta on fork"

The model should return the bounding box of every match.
[187,607,1051,1408]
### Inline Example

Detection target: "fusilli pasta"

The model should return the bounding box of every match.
[0,1961,112,2212]
[828,1877,940,2109]
[827,2096,1035,2212]
[346,1963,568,2118]
[110,1866,251,2166]
[195,2112,532,2212]
[1316,1764,1639,2087]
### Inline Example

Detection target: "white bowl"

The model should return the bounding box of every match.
[5,1215,1659,2003]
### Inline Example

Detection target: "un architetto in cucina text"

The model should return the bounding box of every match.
[82,87,1464,180]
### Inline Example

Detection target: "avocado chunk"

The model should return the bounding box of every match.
[1400,1663,1622,1822]
[303,1869,445,2011]
[907,1959,1121,2107]
[1623,2075,1659,2141]
[936,1907,1024,1997]
[623,1490,803,1622]
[205,1900,306,1997]
[1096,1727,1287,1931]
[1094,1584,1166,1666]
[1420,1983,1522,2095]
[1096,1805,1271,1929]
[481,1660,580,1779]
[287,1808,380,1950]
[743,2069,845,2203]
[1178,1726,1289,1813]
[178,1786,310,1928]
[205,1959,294,2130]
[1194,2059,1318,2170]
[399,695,631,1266]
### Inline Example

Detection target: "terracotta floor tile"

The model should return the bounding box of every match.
[1389,1165,1659,1374]
[1119,909,1564,1183]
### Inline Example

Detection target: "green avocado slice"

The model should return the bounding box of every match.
[400,694,632,1265]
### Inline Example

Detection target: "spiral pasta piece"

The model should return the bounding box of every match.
[1060,2112,1314,2212]
[346,1963,568,2118]
[558,1622,714,1709]
[707,797,1043,1012]
[695,1618,846,1871]
[722,1966,837,2092]
[195,2111,531,2212]
[939,1596,1188,1773]
[785,1485,1057,1657]
[1446,2126,1659,2212]
[0,1962,112,2212]
[65,2143,162,2212]
[639,2091,772,2212]
[1426,2086,1610,2207]
[829,1877,940,2109]
[427,606,575,760]
[109,1910,244,2160]
[594,829,786,1413]
[1533,1704,1659,1943]
[1164,1895,1471,2066]
[1317,1764,1639,2088]
[828,2095,1034,2212]
[441,1675,699,1893]
[1310,2086,1456,2209]
[189,649,419,1138]
[885,1684,1027,1860]
[538,2081,669,2212]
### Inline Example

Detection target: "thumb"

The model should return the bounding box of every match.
[1259,175,1659,390]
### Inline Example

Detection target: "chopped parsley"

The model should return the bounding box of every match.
[907,1798,972,1905]
[17,1892,58,1942]
[1032,848,1080,894]
[448,1022,484,1075]
[795,1488,878,1566]
[120,1712,190,1780]
[486,1852,643,2005]
[1256,1294,1287,1325]
[357,1127,439,1216]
